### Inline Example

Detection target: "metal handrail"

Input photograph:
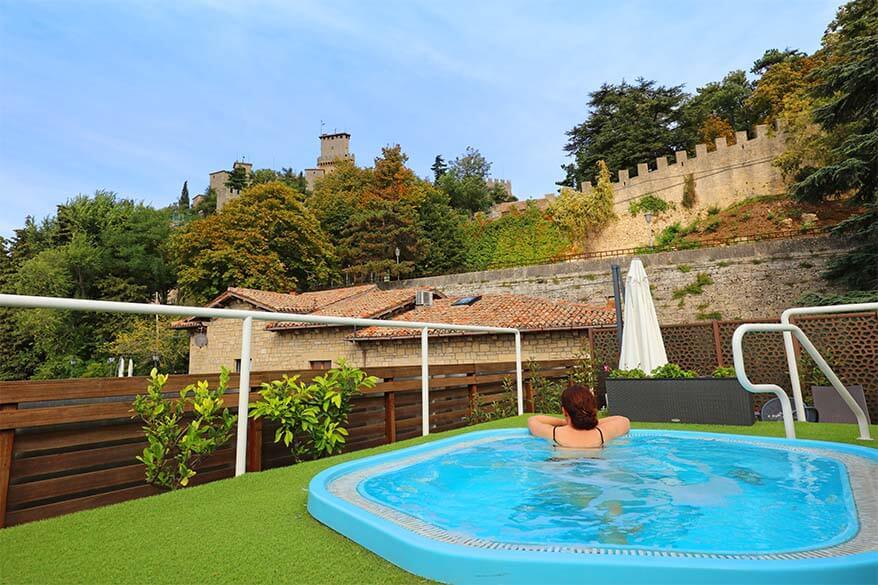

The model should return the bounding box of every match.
[781,302,878,424]
[0,294,525,476]
[733,322,872,441]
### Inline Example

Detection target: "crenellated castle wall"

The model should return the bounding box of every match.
[581,124,787,211]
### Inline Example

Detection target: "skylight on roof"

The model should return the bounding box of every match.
[452,296,482,306]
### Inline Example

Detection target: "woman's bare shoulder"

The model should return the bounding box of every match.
[598,415,631,438]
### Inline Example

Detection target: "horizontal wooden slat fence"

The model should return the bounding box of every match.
[0,359,577,528]
[1,311,874,529]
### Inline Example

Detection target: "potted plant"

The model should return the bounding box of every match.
[605,363,755,425]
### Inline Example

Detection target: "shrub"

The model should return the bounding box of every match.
[706,205,721,216]
[528,361,565,414]
[713,366,737,378]
[682,174,697,208]
[467,377,518,424]
[650,363,698,378]
[696,310,723,320]
[249,361,377,461]
[672,272,714,302]
[628,193,670,217]
[132,368,237,490]
[609,368,647,379]
[704,218,721,233]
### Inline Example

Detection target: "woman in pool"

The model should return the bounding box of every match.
[527,384,630,448]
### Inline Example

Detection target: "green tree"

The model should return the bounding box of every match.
[560,78,693,188]
[179,181,190,209]
[340,198,424,281]
[431,155,447,184]
[192,187,217,216]
[790,0,878,290]
[417,188,468,275]
[438,147,500,214]
[307,160,373,242]
[680,70,761,140]
[0,191,177,379]
[173,181,335,303]
[104,316,189,375]
[251,168,308,195]
[224,165,250,194]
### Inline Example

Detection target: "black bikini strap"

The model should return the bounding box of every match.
[553,425,560,446]
[596,426,604,446]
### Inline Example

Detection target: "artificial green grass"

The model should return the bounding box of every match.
[0,417,875,585]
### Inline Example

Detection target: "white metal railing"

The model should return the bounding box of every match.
[781,302,878,423]
[0,294,525,475]
[733,319,873,441]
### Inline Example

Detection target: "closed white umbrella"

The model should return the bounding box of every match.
[619,258,668,372]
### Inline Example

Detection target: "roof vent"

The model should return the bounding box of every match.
[415,290,434,307]
[451,295,482,306]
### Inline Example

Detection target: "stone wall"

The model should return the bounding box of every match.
[187,300,590,374]
[391,236,851,324]
[591,124,787,213]
[490,124,788,251]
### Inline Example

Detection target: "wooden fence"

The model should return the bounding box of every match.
[1,311,875,529]
[0,359,577,528]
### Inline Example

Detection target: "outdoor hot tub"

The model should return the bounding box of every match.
[308,429,877,584]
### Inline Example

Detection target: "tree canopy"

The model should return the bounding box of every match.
[173,181,335,303]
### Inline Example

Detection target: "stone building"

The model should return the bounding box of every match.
[305,132,356,191]
[211,160,253,212]
[174,284,614,374]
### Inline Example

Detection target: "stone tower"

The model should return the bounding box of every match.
[211,161,253,211]
[305,132,355,191]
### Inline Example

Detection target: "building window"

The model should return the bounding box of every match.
[234,359,253,373]
[310,360,332,370]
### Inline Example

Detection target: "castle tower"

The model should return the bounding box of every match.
[305,132,355,191]
[212,160,253,212]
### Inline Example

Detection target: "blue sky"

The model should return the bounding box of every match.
[0,0,839,238]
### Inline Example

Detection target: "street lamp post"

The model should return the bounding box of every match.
[644,211,654,249]
[394,246,401,281]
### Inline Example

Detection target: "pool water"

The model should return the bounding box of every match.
[359,434,857,554]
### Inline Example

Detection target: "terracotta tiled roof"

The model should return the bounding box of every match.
[265,287,437,330]
[171,285,376,329]
[350,294,615,340]
[172,284,441,330]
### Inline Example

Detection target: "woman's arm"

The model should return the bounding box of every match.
[527,415,565,440]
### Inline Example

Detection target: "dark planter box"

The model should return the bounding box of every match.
[606,378,755,426]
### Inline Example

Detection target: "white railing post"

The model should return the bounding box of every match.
[783,330,807,421]
[514,331,523,415]
[421,327,430,436]
[234,316,253,476]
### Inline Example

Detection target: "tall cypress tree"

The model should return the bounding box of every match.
[178,181,190,209]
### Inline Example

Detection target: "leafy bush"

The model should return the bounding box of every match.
[609,368,647,379]
[467,377,518,424]
[706,205,721,216]
[682,174,697,208]
[527,361,565,414]
[650,363,698,378]
[132,368,237,490]
[249,361,377,461]
[712,366,737,378]
[628,193,670,217]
